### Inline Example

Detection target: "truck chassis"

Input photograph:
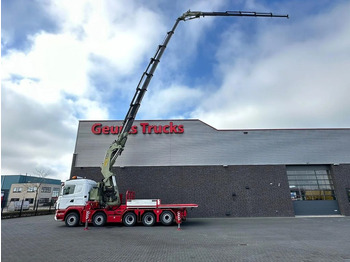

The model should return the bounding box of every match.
[55,191,198,227]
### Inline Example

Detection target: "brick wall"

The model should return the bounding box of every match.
[331,164,350,216]
[71,164,295,217]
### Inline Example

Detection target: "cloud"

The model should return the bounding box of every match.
[2,33,89,104]
[48,0,168,77]
[1,0,172,179]
[192,1,350,129]
[1,0,59,53]
[1,87,76,181]
[141,84,204,119]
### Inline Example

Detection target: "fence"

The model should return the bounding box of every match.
[1,199,56,219]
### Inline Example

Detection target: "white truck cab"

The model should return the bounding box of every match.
[56,177,97,210]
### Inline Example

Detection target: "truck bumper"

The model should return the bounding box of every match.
[55,210,65,221]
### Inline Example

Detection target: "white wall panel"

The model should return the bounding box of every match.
[74,119,350,167]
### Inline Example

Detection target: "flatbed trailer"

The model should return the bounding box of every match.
[55,190,198,227]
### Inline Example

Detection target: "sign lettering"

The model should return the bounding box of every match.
[91,122,184,135]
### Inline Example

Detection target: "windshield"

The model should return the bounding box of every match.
[62,185,75,195]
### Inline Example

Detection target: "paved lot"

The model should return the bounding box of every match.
[2,215,350,262]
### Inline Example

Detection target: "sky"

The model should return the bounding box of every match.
[2,0,350,181]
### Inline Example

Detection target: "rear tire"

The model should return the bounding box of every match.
[160,211,174,226]
[92,212,107,227]
[65,212,79,227]
[123,212,137,227]
[142,212,156,227]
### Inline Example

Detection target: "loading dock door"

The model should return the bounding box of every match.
[287,166,340,216]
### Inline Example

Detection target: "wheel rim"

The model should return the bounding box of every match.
[161,212,173,224]
[94,215,104,226]
[163,214,171,223]
[144,214,154,225]
[67,215,77,226]
[125,214,135,225]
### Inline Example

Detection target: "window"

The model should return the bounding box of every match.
[13,187,22,193]
[10,198,20,202]
[287,166,336,201]
[41,187,51,193]
[52,188,60,198]
[39,198,50,204]
[63,185,75,195]
[25,198,34,204]
[27,187,37,192]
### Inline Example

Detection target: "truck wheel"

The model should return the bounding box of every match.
[65,212,79,227]
[123,212,137,227]
[142,212,156,227]
[160,211,174,226]
[92,212,107,227]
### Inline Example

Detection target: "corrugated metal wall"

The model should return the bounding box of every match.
[74,119,350,167]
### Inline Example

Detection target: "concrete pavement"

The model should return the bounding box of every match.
[2,215,350,262]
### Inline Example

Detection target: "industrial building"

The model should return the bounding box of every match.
[70,119,350,217]
[1,175,61,209]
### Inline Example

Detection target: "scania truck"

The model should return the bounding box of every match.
[55,176,197,227]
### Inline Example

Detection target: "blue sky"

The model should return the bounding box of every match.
[2,0,350,181]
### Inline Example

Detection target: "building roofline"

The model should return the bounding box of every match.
[78,119,350,131]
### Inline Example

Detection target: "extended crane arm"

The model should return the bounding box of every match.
[179,10,288,21]
[97,10,288,207]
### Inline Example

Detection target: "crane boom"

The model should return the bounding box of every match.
[94,10,288,207]
[180,10,288,20]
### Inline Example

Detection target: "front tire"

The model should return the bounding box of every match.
[142,212,156,227]
[65,212,80,227]
[92,212,107,227]
[123,212,137,227]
